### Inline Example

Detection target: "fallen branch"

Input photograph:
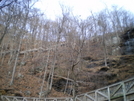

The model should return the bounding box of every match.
[53,74,74,82]
[1,42,66,55]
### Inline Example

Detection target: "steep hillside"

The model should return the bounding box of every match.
[0,54,134,97]
[0,28,134,98]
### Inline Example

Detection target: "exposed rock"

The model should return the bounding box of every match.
[21,62,26,66]
[39,90,51,97]
[14,93,23,97]
[98,66,109,72]
[105,73,117,80]
[28,66,43,75]
[52,78,67,92]
[24,91,31,96]
[107,59,120,68]
[35,66,43,72]
[17,73,24,78]
[121,28,134,55]
[82,56,96,61]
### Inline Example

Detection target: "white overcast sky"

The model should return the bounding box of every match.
[34,0,134,20]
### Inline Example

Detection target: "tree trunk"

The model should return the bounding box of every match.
[10,39,22,85]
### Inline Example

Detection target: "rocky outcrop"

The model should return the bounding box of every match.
[120,28,134,55]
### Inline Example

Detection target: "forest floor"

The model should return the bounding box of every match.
[0,54,134,98]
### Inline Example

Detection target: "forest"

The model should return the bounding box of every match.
[0,0,134,99]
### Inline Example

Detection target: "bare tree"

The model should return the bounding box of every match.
[0,0,15,9]
[9,0,38,85]
[97,11,108,66]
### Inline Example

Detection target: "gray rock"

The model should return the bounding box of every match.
[21,62,26,66]
[17,73,24,78]
[24,91,31,95]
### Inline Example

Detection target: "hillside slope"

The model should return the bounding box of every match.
[0,54,134,97]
